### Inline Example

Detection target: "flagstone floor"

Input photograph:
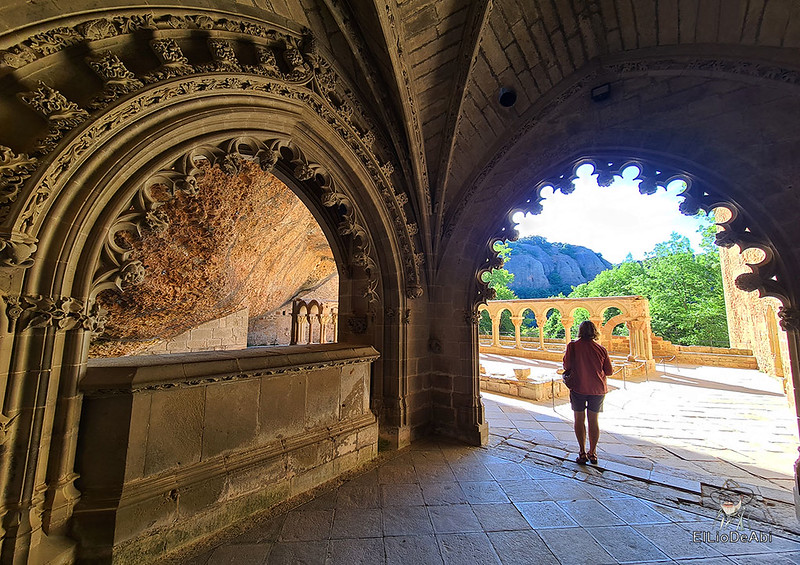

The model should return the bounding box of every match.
[180,361,800,565]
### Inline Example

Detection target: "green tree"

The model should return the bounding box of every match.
[566,223,729,347]
[479,242,517,335]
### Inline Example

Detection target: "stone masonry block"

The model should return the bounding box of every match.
[145,387,204,476]
[259,373,306,439]
[202,379,259,459]
[306,368,341,429]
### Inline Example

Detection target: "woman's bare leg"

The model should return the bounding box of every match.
[573,411,586,454]
[587,410,600,457]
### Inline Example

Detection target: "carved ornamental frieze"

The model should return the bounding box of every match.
[0,11,424,299]
[0,146,37,223]
[2,294,106,335]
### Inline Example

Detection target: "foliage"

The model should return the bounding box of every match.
[481,216,729,347]
[479,242,517,334]
[568,218,729,347]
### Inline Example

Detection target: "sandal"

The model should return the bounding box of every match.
[587,453,598,465]
[576,453,588,465]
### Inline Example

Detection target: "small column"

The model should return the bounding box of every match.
[510,316,524,350]
[562,316,574,347]
[626,320,636,360]
[491,312,501,347]
[535,314,547,350]
[319,313,327,344]
[643,318,654,360]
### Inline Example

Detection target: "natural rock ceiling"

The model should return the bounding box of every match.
[91,162,336,357]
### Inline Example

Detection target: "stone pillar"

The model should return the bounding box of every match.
[775,307,800,516]
[319,314,330,343]
[510,316,523,350]
[491,312,501,347]
[535,314,546,350]
[643,318,654,360]
[626,320,637,360]
[561,316,574,347]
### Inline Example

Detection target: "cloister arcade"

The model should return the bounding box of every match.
[479,296,655,362]
[290,298,338,345]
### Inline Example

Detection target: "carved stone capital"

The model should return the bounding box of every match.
[778,307,800,332]
[0,236,37,268]
[2,294,105,335]
[0,147,38,221]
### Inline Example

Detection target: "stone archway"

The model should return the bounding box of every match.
[448,146,800,505]
[0,12,421,562]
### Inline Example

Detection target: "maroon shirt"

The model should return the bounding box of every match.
[563,338,613,395]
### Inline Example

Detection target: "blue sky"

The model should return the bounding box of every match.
[512,164,706,264]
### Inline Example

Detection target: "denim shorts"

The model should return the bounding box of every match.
[570,391,605,413]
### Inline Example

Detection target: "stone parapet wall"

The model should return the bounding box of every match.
[139,308,249,355]
[718,244,793,401]
[74,344,379,563]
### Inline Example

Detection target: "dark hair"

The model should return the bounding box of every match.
[578,320,599,341]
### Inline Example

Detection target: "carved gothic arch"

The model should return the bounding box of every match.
[0,8,423,301]
[474,152,794,315]
[0,50,418,559]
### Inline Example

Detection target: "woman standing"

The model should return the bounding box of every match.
[563,320,613,465]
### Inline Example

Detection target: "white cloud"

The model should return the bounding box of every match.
[513,168,705,264]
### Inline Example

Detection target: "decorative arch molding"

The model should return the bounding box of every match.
[90,135,381,307]
[443,46,800,245]
[0,9,423,298]
[469,153,794,323]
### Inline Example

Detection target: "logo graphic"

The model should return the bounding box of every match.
[709,479,755,531]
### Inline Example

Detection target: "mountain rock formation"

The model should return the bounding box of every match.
[505,236,612,298]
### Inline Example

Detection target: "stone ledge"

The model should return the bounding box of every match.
[83,343,380,394]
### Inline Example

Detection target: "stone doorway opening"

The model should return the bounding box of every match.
[89,159,340,360]
[476,156,799,529]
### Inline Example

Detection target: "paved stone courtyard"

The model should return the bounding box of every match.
[480,356,797,497]
[180,360,800,565]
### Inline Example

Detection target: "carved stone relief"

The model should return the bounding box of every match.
[16,82,89,154]
[2,294,106,335]
[90,137,382,318]
[0,12,423,299]
[0,146,38,223]
[86,52,144,109]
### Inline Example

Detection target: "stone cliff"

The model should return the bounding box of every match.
[504,236,612,298]
[91,162,337,357]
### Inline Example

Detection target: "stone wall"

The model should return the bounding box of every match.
[74,344,379,563]
[139,308,249,355]
[719,244,793,401]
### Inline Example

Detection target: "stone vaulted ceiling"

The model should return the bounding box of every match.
[0,0,798,278]
[212,0,800,256]
[338,0,800,243]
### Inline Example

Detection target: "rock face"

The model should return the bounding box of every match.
[91,162,337,357]
[504,236,612,298]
